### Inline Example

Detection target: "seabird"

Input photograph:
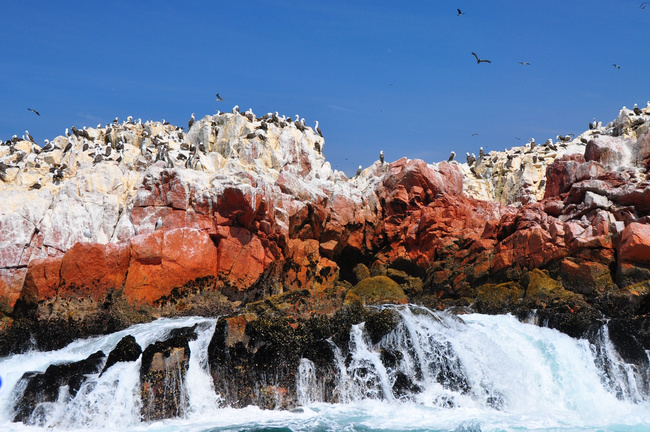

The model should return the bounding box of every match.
[634,104,642,115]
[457,8,465,16]
[29,177,42,190]
[518,62,531,66]
[155,217,163,230]
[83,229,92,239]
[380,150,384,164]
[216,93,223,101]
[589,118,598,130]
[466,152,476,166]
[232,105,239,114]
[528,138,536,149]
[612,64,621,69]
[471,52,491,64]
[27,108,40,116]
[314,141,321,154]
[641,2,647,9]
[479,147,484,158]
[25,130,35,143]
[315,120,323,137]
[42,140,53,152]
[188,113,195,130]
[557,134,573,142]
[356,165,362,177]
[448,151,456,161]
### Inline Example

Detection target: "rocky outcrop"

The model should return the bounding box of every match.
[3,103,650,410]
[12,350,105,424]
[140,327,196,421]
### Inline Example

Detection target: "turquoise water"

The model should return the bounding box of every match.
[1,310,649,432]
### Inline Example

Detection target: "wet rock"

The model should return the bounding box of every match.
[140,327,196,421]
[100,335,142,376]
[12,350,105,424]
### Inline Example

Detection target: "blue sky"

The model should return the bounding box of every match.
[1,1,649,176]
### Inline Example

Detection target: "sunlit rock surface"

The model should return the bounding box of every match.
[1,104,650,361]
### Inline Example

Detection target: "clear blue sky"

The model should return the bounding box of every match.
[1,1,648,176]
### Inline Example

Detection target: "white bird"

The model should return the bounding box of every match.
[154,217,163,230]
[379,150,385,164]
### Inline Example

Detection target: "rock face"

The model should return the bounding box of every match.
[3,104,650,411]
[12,350,106,424]
[140,328,196,421]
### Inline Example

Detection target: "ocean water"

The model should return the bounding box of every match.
[1,307,649,432]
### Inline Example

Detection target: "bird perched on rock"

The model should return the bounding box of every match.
[634,104,643,115]
[188,113,195,131]
[25,130,35,143]
[589,118,599,130]
[466,152,476,166]
[29,177,42,190]
[315,120,323,137]
[155,217,163,230]
[380,150,384,164]
[356,165,362,177]
[528,138,536,149]
[448,151,456,162]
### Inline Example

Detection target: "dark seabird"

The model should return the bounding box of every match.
[380,150,384,164]
[63,142,72,153]
[518,62,531,65]
[27,108,40,116]
[42,140,53,152]
[466,152,476,166]
[188,113,195,130]
[471,52,491,64]
[457,8,465,16]
[245,132,257,139]
[589,118,598,130]
[29,177,42,190]
[155,217,163,230]
[216,93,223,101]
[448,151,456,162]
[641,2,647,9]
[356,165,362,177]
[634,104,642,115]
[314,141,321,154]
[612,64,621,69]
[26,130,35,143]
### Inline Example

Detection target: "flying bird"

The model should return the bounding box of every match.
[471,52,491,64]
[518,62,531,65]
[641,2,647,9]
[216,93,223,101]
[27,108,40,116]
[457,8,466,16]
[612,64,621,69]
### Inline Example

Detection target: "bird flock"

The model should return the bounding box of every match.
[0,107,326,189]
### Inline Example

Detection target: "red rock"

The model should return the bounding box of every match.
[619,223,650,266]
[59,242,130,301]
[124,228,218,304]
[214,226,274,293]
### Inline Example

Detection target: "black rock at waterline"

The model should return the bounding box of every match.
[139,327,196,421]
[100,335,142,376]
[12,350,105,424]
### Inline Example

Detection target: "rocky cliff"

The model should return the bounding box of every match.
[2,103,650,391]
